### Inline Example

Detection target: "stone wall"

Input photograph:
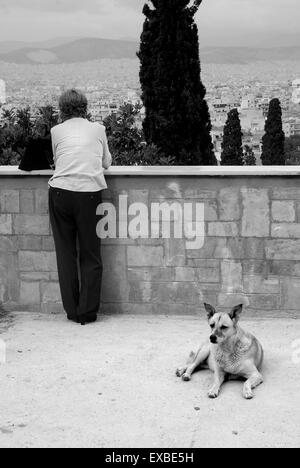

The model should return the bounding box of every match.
[1,167,300,317]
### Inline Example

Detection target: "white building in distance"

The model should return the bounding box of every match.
[292,79,300,105]
[0,79,6,105]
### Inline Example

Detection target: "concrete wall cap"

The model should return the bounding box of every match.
[1,165,300,177]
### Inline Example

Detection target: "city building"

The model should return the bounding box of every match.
[240,109,265,134]
[292,79,300,105]
[0,79,6,105]
[284,117,300,137]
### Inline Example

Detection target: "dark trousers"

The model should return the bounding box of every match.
[49,187,103,319]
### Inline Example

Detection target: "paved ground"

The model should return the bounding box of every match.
[0,313,300,448]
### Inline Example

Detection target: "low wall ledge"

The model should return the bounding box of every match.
[1,165,300,177]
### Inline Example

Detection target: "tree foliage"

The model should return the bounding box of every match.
[221,109,244,166]
[243,145,256,166]
[0,105,58,165]
[285,135,300,165]
[261,98,285,165]
[138,0,216,165]
[103,103,175,166]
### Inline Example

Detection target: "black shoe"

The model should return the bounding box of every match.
[79,315,97,326]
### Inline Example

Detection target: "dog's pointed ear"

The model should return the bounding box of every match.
[229,304,243,322]
[204,303,216,320]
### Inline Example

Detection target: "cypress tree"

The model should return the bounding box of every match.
[221,109,244,166]
[261,98,285,165]
[138,0,216,165]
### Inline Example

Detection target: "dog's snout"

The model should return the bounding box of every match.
[210,335,217,344]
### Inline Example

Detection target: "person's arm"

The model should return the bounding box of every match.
[50,128,57,168]
[101,126,112,170]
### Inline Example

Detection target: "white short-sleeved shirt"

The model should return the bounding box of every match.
[49,118,112,192]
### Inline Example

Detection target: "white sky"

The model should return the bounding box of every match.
[0,0,299,46]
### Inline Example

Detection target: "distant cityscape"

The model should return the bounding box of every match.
[1,58,300,164]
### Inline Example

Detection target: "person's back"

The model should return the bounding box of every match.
[49,117,111,192]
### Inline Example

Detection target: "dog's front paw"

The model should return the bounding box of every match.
[243,389,254,400]
[182,373,191,382]
[176,367,186,378]
[208,387,220,399]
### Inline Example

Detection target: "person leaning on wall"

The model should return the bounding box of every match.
[48,89,112,326]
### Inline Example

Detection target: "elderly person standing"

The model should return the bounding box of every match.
[49,89,112,325]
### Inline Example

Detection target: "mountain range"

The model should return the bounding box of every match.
[0,37,300,65]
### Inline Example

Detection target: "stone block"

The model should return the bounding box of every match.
[20,272,50,281]
[50,272,59,281]
[14,215,49,235]
[127,245,164,267]
[0,190,19,213]
[164,239,185,266]
[128,281,152,303]
[20,190,35,214]
[0,236,18,252]
[41,282,61,303]
[128,267,175,283]
[247,294,280,310]
[150,185,182,201]
[184,188,217,199]
[217,293,250,308]
[241,239,265,259]
[18,236,42,251]
[265,239,300,260]
[272,201,295,222]
[219,188,240,221]
[153,303,197,316]
[102,245,129,303]
[129,281,201,305]
[208,222,239,237]
[243,275,279,294]
[268,261,294,277]
[20,281,40,304]
[0,215,12,235]
[241,189,270,237]
[0,282,8,303]
[281,278,300,309]
[272,223,300,238]
[18,251,57,272]
[272,188,300,200]
[187,238,227,259]
[204,200,218,221]
[186,259,220,268]
[175,266,220,283]
[221,260,243,292]
[42,236,55,251]
[243,260,268,276]
[152,282,200,305]
[35,189,49,214]
[187,237,265,260]
[102,276,129,303]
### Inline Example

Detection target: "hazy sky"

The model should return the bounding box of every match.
[0,0,299,46]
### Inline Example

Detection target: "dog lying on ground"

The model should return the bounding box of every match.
[176,303,264,399]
